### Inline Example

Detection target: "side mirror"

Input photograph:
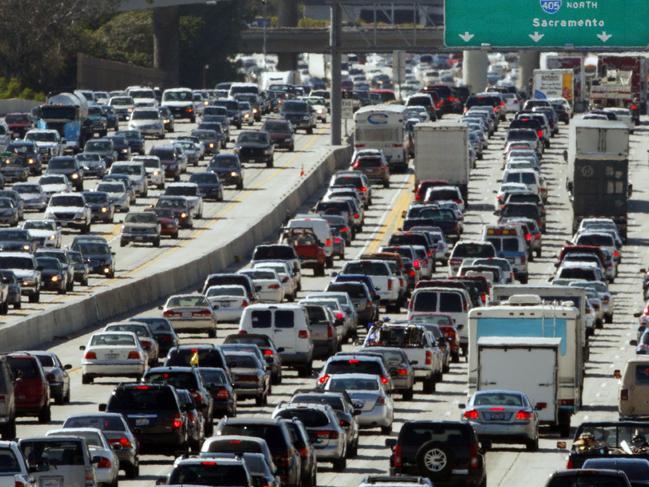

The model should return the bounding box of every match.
[634,312,642,318]
[534,402,547,410]
[353,409,362,416]
[630,340,639,346]
[410,360,418,365]
[158,305,163,310]
[98,403,107,412]
[64,364,72,370]
[401,210,407,218]
[277,347,285,353]
[557,441,567,449]
[458,403,466,409]
[614,369,622,379]
[457,324,464,330]
[79,345,86,351]
[385,438,397,448]
[641,269,647,274]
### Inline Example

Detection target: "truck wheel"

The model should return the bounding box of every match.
[422,376,435,394]
[402,388,414,401]
[605,314,613,324]
[326,256,334,269]
[29,291,40,303]
[82,374,93,384]
[315,264,325,277]
[1,419,15,440]
[558,411,571,437]
[383,180,390,188]
[38,405,51,424]
[526,436,539,452]
[519,276,528,284]
[0,301,7,315]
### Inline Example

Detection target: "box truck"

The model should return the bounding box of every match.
[533,69,574,106]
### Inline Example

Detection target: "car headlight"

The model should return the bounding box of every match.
[22,244,30,251]
[71,173,79,179]
[230,171,238,177]
[51,275,59,282]
[209,143,215,148]
[22,278,34,285]
[164,119,170,123]
[101,207,108,213]
[121,148,128,153]
[264,148,272,155]
[180,212,187,218]
[153,170,160,176]
[253,108,258,113]
[303,115,310,120]
[28,158,34,164]
[48,235,55,240]
[127,108,133,112]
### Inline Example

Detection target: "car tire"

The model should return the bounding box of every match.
[82,374,93,384]
[106,271,115,279]
[207,329,216,339]
[123,462,139,480]
[272,372,282,385]
[58,287,66,295]
[326,256,334,269]
[64,388,71,404]
[38,405,51,424]
[236,181,243,190]
[606,314,613,324]
[416,441,453,478]
[332,457,346,472]
[348,441,358,458]
[402,388,414,401]
[172,231,179,239]
[383,180,390,188]
[13,301,21,310]
[158,182,165,190]
[120,240,127,248]
[0,301,7,315]
[536,248,542,258]
[526,436,539,452]
[298,364,312,378]
[29,291,39,303]
[381,424,392,435]
[54,392,65,405]
[422,376,436,394]
[266,159,274,168]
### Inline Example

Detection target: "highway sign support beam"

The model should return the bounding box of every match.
[330,0,342,146]
[153,6,179,86]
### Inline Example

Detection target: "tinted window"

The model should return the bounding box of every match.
[251,310,272,328]
[326,359,382,376]
[225,354,259,369]
[168,464,248,485]
[0,448,20,473]
[63,415,126,431]
[275,310,294,328]
[400,424,471,445]
[146,371,197,390]
[219,424,286,453]
[109,387,178,411]
[635,365,649,385]
[21,440,85,466]
[546,475,628,487]
[343,261,389,275]
[274,409,329,427]
[166,349,224,368]
[7,356,39,379]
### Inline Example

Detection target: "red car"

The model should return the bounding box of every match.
[149,208,179,238]
[282,227,326,276]
[4,112,35,138]
[5,353,51,423]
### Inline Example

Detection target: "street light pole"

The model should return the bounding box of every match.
[262,0,267,69]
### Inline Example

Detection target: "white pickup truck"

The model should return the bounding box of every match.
[363,323,444,394]
[341,259,403,312]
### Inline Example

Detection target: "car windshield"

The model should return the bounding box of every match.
[163,91,192,101]
[76,242,110,255]
[166,186,197,196]
[329,377,379,391]
[211,156,238,168]
[238,132,267,144]
[0,230,27,241]
[49,159,75,169]
[454,243,494,258]
[275,409,330,427]
[140,159,160,168]
[167,296,208,308]
[13,185,40,194]
[111,165,142,175]
[577,234,614,246]
[125,213,157,224]
[0,256,33,269]
[111,97,133,105]
[343,261,388,276]
[97,183,125,193]
[132,110,159,120]
[263,121,290,132]
[106,324,148,337]
[37,258,60,270]
[26,132,57,142]
[83,192,108,204]
[23,221,56,231]
[157,198,184,208]
[50,195,84,207]
[85,141,111,151]
[190,173,217,184]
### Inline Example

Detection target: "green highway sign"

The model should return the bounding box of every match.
[445,0,649,48]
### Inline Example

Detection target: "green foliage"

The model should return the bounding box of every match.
[89,11,154,67]
[0,77,45,100]
[298,17,330,28]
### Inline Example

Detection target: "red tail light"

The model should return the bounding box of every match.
[396,368,407,376]
[239,330,247,335]
[393,444,403,468]
[425,350,432,365]
[298,329,309,339]
[298,446,309,458]
[409,270,416,277]
[376,395,385,405]
[335,312,344,320]
[536,129,543,138]
[448,96,453,101]
[621,388,629,400]
[380,375,389,385]
[525,232,531,241]
[325,238,331,246]
[327,325,333,338]
[359,186,368,193]
[352,162,360,169]
[464,409,479,420]
[614,249,620,258]
[263,349,273,356]
[134,385,150,390]
[316,430,339,440]
[242,300,249,308]
[341,226,348,233]
[469,443,480,469]
[109,437,131,449]
[97,456,111,469]
[453,198,462,204]
[192,309,212,317]
[566,457,574,469]
[388,280,393,290]
[163,310,181,317]
[353,213,359,219]
[339,418,350,427]
[413,259,421,269]
[319,374,330,384]
[141,342,151,351]
[415,193,422,202]
[216,388,229,400]
[172,413,182,429]
[480,293,487,304]
[127,351,141,360]
[631,104,638,110]
[268,283,281,289]
[84,351,97,360]
[515,410,532,420]
[334,237,341,244]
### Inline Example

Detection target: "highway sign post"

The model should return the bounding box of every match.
[445,0,649,48]
[342,99,354,137]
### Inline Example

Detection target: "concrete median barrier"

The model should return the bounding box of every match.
[0,145,351,352]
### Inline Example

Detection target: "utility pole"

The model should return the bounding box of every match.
[330,0,342,146]
[262,0,267,69]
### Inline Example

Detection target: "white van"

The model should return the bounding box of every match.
[353,104,407,171]
[161,87,195,122]
[617,358,649,419]
[239,304,314,376]
[285,214,334,265]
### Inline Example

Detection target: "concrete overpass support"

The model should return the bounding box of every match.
[277,0,299,70]
[153,6,180,86]
[518,50,540,96]
[462,50,488,93]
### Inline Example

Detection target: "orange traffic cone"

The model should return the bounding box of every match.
[300,165,305,177]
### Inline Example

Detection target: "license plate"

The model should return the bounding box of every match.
[42,477,63,487]
[452,469,469,475]
[220,301,231,307]
[134,236,145,241]
[106,352,119,359]
[135,418,150,426]
[489,413,506,420]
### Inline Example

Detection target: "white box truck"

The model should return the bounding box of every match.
[476,336,560,425]
[414,121,470,198]
[468,296,580,435]
[533,69,574,106]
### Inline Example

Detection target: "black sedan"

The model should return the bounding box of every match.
[234,130,274,168]
[207,154,244,189]
[0,270,21,309]
[36,256,68,294]
[189,172,224,202]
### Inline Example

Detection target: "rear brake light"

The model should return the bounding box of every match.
[515,410,532,420]
[298,329,309,339]
[348,359,360,364]
[133,385,150,390]
[631,104,638,110]
[335,312,344,320]
[614,250,620,258]
[481,293,487,304]
[263,349,273,356]
[97,457,112,469]
[334,237,341,244]
[469,443,480,469]
[84,351,97,360]
[341,226,348,233]
[359,186,368,192]
[396,368,407,376]
[425,350,432,365]
[388,280,393,290]
[409,270,416,277]
[353,213,359,219]
[242,300,249,308]
[163,310,180,318]
[318,374,330,384]
[325,238,331,246]
[525,232,531,241]
[216,388,230,400]
[269,283,281,289]
[393,444,403,468]
[192,309,211,317]
[413,259,421,269]
[172,413,182,429]
[127,351,141,359]
[464,409,479,420]
[376,395,385,405]
[380,375,389,384]
[566,457,574,469]
[352,162,360,169]
[327,325,333,338]
[536,130,543,138]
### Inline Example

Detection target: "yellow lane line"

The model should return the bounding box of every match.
[365,173,415,254]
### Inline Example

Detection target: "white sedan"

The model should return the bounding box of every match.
[205,284,250,323]
[21,219,62,248]
[80,331,146,384]
[253,261,297,302]
[104,321,160,366]
[162,293,217,338]
[238,268,284,303]
[47,428,119,487]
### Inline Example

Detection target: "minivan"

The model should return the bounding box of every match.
[239,304,314,376]
[617,358,649,419]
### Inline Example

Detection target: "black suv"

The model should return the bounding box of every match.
[235,130,274,168]
[100,383,189,455]
[214,417,302,487]
[164,344,228,370]
[386,420,486,487]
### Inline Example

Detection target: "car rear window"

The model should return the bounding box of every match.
[400,424,472,445]
[64,415,126,431]
[439,293,463,312]
[225,354,259,369]
[546,474,629,487]
[357,157,382,168]
[275,409,330,427]
[326,359,382,376]
[305,306,328,323]
[169,464,248,485]
[344,261,389,276]
[275,310,294,328]
[219,424,286,453]
[577,234,614,247]
[486,237,520,252]
[21,440,85,465]
[109,387,178,411]
[205,439,262,454]
[328,283,366,299]
[7,356,39,379]
[0,448,20,474]
[453,243,495,258]
[253,246,294,260]
[412,291,438,312]
[166,348,225,368]
[559,267,596,280]
[146,371,197,390]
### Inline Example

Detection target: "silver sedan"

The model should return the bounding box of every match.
[459,389,540,451]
